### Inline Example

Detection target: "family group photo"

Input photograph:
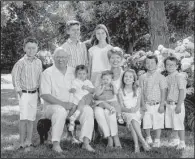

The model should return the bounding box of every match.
[1,1,194,158]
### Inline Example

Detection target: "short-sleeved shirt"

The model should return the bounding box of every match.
[61,39,88,68]
[89,45,112,72]
[40,65,75,106]
[71,78,94,104]
[139,71,167,102]
[166,71,187,102]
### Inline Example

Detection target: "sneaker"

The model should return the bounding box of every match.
[152,141,161,148]
[176,142,186,150]
[146,136,153,145]
[168,139,180,147]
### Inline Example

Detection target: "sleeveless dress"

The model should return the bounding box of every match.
[120,88,142,125]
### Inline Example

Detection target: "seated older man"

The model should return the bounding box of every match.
[40,47,95,153]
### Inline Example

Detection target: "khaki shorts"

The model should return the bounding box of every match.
[143,103,164,130]
[19,92,38,121]
[165,103,185,130]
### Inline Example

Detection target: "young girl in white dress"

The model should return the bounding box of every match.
[118,69,151,153]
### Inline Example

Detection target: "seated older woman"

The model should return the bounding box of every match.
[94,47,124,148]
[40,47,95,152]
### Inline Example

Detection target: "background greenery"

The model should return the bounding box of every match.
[1,1,194,72]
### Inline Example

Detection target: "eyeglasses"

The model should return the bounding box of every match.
[166,64,177,67]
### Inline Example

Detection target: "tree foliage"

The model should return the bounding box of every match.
[1,1,194,71]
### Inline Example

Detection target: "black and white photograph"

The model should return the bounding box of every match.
[1,0,194,158]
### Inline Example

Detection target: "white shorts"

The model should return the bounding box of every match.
[19,92,38,121]
[165,103,185,130]
[143,104,164,130]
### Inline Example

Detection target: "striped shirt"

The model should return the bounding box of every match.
[166,71,187,102]
[61,39,88,68]
[139,71,167,102]
[11,55,42,92]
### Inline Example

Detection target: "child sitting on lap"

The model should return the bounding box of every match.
[68,65,95,131]
[94,70,124,124]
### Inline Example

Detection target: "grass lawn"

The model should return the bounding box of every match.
[1,74,194,158]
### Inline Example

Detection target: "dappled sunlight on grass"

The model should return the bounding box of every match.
[1,74,194,158]
[1,105,20,115]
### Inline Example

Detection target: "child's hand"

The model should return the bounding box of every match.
[158,105,164,113]
[175,105,181,114]
[69,88,76,93]
[141,105,147,112]
[109,106,116,114]
[82,85,89,90]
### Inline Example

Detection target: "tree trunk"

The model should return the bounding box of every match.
[148,1,169,51]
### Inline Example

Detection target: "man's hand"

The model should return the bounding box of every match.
[175,105,182,114]
[69,88,76,94]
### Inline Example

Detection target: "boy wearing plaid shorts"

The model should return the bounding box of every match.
[164,56,187,149]
[139,55,167,148]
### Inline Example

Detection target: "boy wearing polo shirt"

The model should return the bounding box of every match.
[61,20,88,72]
[139,55,167,148]
[164,56,187,149]
[12,37,42,149]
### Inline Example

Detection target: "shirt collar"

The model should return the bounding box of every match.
[168,71,178,77]
[67,38,81,44]
[24,54,37,61]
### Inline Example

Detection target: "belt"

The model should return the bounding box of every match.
[167,101,178,105]
[22,90,37,94]
[146,101,159,106]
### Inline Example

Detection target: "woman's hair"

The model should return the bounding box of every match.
[90,24,110,46]
[121,69,138,97]
[107,47,124,60]
[75,65,88,77]
[101,70,114,79]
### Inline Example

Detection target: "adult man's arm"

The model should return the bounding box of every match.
[40,72,72,110]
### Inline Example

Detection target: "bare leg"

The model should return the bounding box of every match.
[19,120,26,147]
[127,123,139,152]
[155,129,161,140]
[145,129,151,138]
[178,130,185,142]
[26,120,33,146]
[131,120,150,151]
[107,136,113,147]
[113,135,122,148]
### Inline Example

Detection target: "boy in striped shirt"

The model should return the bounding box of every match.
[12,37,42,149]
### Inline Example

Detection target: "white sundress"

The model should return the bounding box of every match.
[121,89,143,125]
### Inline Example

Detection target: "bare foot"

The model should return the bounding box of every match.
[53,145,63,153]
[82,144,95,152]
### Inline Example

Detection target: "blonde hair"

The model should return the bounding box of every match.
[107,47,124,60]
